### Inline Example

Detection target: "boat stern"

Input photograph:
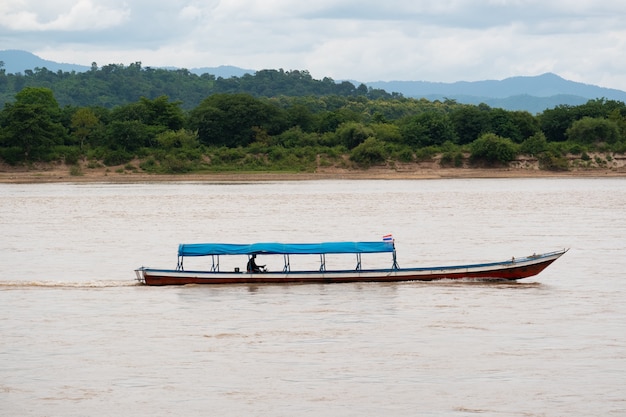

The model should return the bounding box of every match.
[134,267,147,285]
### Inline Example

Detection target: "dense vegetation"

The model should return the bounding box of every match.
[0,62,396,109]
[1,62,625,174]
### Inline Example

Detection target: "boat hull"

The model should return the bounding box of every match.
[136,250,566,286]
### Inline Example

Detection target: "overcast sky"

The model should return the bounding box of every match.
[2,1,626,90]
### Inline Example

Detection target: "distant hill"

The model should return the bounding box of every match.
[366,73,626,113]
[0,50,255,79]
[189,66,255,78]
[414,93,591,114]
[2,50,626,113]
[0,50,90,73]
[365,73,626,99]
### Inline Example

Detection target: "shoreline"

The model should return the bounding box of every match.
[2,164,625,184]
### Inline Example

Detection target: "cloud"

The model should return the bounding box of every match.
[2,0,626,90]
[0,0,130,31]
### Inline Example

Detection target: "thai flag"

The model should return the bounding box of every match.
[382,234,394,242]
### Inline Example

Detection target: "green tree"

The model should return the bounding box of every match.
[489,108,523,143]
[399,112,457,148]
[607,108,626,137]
[575,98,625,119]
[350,137,388,166]
[540,104,578,142]
[155,129,200,149]
[520,132,548,156]
[0,87,66,160]
[110,96,183,129]
[370,122,402,143]
[335,121,374,149]
[285,103,316,132]
[136,96,185,131]
[314,108,361,133]
[71,107,100,149]
[509,110,541,142]
[450,105,491,145]
[272,126,320,147]
[105,120,150,151]
[106,96,186,148]
[189,93,286,147]
[470,133,518,166]
[566,117,621,144]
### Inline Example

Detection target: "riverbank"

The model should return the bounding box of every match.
[2,158,626,183]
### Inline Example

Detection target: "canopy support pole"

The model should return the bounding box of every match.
[211,255,219,272]
[392,249,399,269]
[283,254,291,272]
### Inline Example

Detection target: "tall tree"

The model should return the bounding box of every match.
[189,94,286,147]
[540,104,578,142]
[0,87,66,160]
[399,112,457,147]
[566,117,621,144]
[71,107,100,149]
[450,105,491,145]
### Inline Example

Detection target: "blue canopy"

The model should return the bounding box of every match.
[178,241,395,257]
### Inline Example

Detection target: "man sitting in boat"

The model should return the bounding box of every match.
[246,254,265,273]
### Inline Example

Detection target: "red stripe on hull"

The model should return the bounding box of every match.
[141,258,559,286]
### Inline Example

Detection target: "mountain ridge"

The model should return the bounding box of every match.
[366,73,626,100]
[0,49,91,73]
[2,50,625,113]
[366,74,626,113]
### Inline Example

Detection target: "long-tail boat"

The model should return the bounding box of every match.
[135,240,567,286]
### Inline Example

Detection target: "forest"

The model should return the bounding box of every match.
[1,62,626,174]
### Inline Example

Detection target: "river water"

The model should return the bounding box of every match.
[1,178,625,416]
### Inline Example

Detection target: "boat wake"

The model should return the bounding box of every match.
[0,280,141,288]
[426,278,543,287]
[0,278,542,289]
